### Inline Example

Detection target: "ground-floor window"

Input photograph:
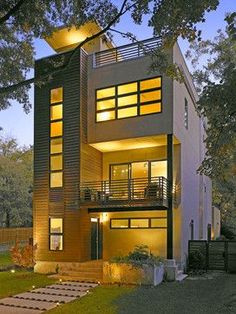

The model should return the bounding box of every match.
[110,217,167,229]
[49,217,63,251]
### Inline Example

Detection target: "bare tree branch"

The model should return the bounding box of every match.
[0,0,138,95]
[0,0,27,25]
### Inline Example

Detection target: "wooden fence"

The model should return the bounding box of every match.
[0,227,33,250]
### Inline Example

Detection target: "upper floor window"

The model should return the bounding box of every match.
[49,87,63,188]
[184,98,188,130]
[96,77,162,122]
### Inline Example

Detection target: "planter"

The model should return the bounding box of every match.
[103,262,164,286]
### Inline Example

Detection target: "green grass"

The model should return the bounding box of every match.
[0,270,56,298]
[47,273,236,314]
[0,251,13,268]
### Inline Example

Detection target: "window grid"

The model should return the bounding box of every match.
[49,217,64,251]
[96,77,162,122]
[110,217,167,229]
[49,87,63,188]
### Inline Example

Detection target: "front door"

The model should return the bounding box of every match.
[91,218,103,260]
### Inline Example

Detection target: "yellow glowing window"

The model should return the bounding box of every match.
[50,155,63,171]
[96,110,115,122]
[118,82,137,95]
[50,138,63,154]
[140,103,161,115]
[50,87,63,104]
[118,107,137,119]
[130,219,149,228]
[97,87,115,99]
[111,219,129,228]
[117,94,137,107]
[97,99,115,111]
[140,77,161,90]
[50,104,63,121]
[151,218,167,228]
[50,235,63,250]
[50,171,63,188]
[140,90,161,103]
[50,218,63,233]
[50,121,63,137]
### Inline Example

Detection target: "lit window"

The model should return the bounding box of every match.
[118,107,137,119]
[140,90,161,103]
[50,121,63,137]
[97,99,115,111]
[117,94,137,107]
[140,103,161,115]
[50,138,63,154]
[50,172,63,188]
[140,77,161,90]
[50,87,63,104]
[118,82,137,95]
[96,111,115,122]
[96,87,115,99]
[111,219,129,228]
[151,218,167,228]
[130,219,149,228]
[50,104,63,121]
[50,155,63,171]
[49,218,63,251]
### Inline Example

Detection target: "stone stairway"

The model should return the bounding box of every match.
[49,260,103,282]
[0,281,98,314]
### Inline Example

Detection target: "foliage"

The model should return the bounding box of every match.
[188,250,206,272]
[10,241,37,268]
[186,16,236,177]
[0,135,33,227]
[220,224,236,240]
[110,245,163,268]
[0,0,222,110]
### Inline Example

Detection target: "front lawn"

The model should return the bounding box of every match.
[0,251,13,269]
[47,273,236,314]
[0,270,56,298]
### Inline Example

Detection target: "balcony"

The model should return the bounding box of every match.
[93,37,162,68]
[79,176,171,209]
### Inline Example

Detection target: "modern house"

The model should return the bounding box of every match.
[33,22,213,277]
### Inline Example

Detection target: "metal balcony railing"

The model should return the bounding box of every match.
[93,37,162,68]
[79,176,171,206]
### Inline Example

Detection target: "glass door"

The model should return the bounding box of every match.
[131,162,148,199]
[110,164,129,199]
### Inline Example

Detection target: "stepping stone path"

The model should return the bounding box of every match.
[0,281,98,314]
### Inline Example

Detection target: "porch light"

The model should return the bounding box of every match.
[101,213,108,223]
[10,269,15,273]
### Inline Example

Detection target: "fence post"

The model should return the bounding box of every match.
[206,241,209,272]
[225,241,228,272]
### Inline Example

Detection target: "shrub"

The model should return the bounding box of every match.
[188,250,206,272]
[10,241,37,269]
[110,245,163,268]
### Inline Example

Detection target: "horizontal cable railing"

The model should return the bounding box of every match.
[79,176,171,205]
[93,37,162,68]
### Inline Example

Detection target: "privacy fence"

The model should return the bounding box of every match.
[188,240,236,273]
[0,227,33,251]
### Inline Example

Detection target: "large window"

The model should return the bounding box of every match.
[49,218,63,250]
[110,217,167,229]
[96,77,162,122]
[50,87,63,188]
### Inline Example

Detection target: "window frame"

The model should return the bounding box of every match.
[184,98,188,130]
[49,217,64,251]
[95,76,162,122]
[110,217,167,229]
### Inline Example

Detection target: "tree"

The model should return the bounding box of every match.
[0,136,33,227]
[0,0,220,112]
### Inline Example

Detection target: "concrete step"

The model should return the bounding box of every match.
[176,270,188,282]
[49,274,102,283]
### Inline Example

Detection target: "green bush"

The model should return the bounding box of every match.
[110,245,163,268]
[188,250,206,271]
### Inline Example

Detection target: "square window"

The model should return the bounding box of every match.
[97,87,115,99]
[117,94,137,107]
[96,98,115,111]
[140,90,161,103]
[50,155,63,171]
[50,138,63,154]
[118,107,137,119]
[50,121,63,137]
[50,235,63,250]
[50,87,63,104]
[50,172,63,188]
[50,104,63,121]
[118,82,137,95]
[140,103,161,115]
[140,77,161,91]
[96,110,115,122]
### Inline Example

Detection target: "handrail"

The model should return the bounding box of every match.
[93,37,162,68]
[79,176,171,205]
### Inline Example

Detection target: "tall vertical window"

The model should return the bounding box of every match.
[184,98,188,130]
[49,218,63,250]
[50,87,63,188]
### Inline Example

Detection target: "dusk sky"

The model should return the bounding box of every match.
[0,0,235,147]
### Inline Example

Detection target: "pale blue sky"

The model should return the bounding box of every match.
[0,0,235,146]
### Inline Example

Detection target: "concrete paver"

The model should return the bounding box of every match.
[0,305,42,314]
[14,292,76,303]
[32,287,86,297]
[0,297,56,311]
[45,284,90,291]
[61,281,98,288]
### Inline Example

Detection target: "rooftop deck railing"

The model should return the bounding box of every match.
[79,176,171,207]
[93,37,162,68]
